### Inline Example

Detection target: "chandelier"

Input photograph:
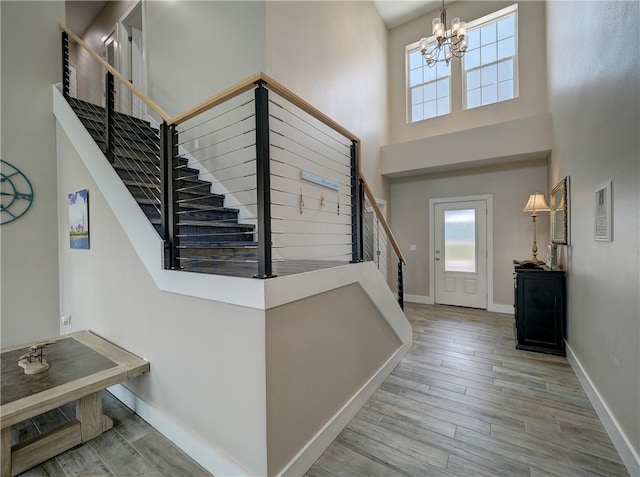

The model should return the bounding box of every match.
[419,0,468,66]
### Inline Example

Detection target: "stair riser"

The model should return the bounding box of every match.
[120,174,212,195]
[178,228,255,242]
[114,167,160,183]
[110,153,190,171]
[141,204,240,223]
[128,189,225,208]
[113,166,201,181]
[113,139,160,155]
[179,233,254,245]
[92,140,160,159]
[179,247,257,261]
[127,187,225,208]
[127,185,161,204]
[178,209,239,222]
[176,194,225,208]
[175,180,212,196]
[115,170,214,197]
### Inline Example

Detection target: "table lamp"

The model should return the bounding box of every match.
[523,192,550,263]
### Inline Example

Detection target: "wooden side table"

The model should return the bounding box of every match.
[1,331,149,477]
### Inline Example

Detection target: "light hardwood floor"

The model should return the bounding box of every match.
[11,392,209,477]
[14,304,628,476]
[305,303,629,477]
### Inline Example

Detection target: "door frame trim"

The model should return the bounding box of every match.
[428,194,496,311]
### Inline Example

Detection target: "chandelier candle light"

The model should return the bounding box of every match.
[420,0,468,66]
[522,192,550,264]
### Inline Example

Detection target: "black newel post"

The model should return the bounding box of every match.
[397,260,404,310]
[254,81,275,279]
[105,72,115,163]
[351,143,363,263]
[160,123,180,269]
[61,31,70,99]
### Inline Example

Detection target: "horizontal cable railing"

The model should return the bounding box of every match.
[172,91,259,276]
[268,92,355,269]
[362,184,405,309]
[59,23,405,306]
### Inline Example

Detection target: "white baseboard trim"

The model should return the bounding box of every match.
[404,294,433,304]
[565,343,640,476]
[276,343,410,477]
[488,303,514,314]
[404,295,513,315]
[108,384,249,477]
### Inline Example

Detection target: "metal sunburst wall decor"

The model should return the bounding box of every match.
[1,159,34,225]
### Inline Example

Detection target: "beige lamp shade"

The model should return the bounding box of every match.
[523,193,550,213]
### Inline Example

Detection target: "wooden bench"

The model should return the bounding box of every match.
[1,331,149,477]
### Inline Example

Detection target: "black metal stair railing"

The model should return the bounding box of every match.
[59,24,405,307]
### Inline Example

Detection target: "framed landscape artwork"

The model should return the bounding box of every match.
[69,189,89,249]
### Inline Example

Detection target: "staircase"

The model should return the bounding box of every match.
[68,98,258,276]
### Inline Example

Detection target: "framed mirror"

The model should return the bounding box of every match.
[551,176,570,244]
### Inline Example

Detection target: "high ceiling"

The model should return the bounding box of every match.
[373,0,441,29]
[65,1,438,37]
[65,1,106,36]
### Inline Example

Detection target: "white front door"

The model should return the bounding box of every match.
[434,199,487,309]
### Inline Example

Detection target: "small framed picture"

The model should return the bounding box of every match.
[69,189,90,249]
[594,181,611,241]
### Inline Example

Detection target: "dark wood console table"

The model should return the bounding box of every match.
[514,268,566,356]
[1,331,149,477]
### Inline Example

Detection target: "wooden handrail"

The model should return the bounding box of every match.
[361,177,406,265]
[58,23,172,123]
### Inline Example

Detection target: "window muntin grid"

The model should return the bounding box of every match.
[463,5,518,109]
[407,46,452,123]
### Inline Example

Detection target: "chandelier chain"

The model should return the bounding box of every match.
[419,0,468,67]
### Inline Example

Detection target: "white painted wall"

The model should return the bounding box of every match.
[144,1,266,118]
[56,125,269,476]
[70,0,134,106]
[390,160,549,309]
[0,1,65,347]
[265,1,389,198]
[388,0,548,145]
[546,1,640,469]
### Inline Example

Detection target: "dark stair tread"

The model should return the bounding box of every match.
[177,242,257,249]
[113,163,200,179]
[133,197,161,207]
[176,192,225,203]
[176,221,254,229]
[176,204,241,215]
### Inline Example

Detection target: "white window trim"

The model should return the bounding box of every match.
[405,40,453,123]
[462,3,519,110]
